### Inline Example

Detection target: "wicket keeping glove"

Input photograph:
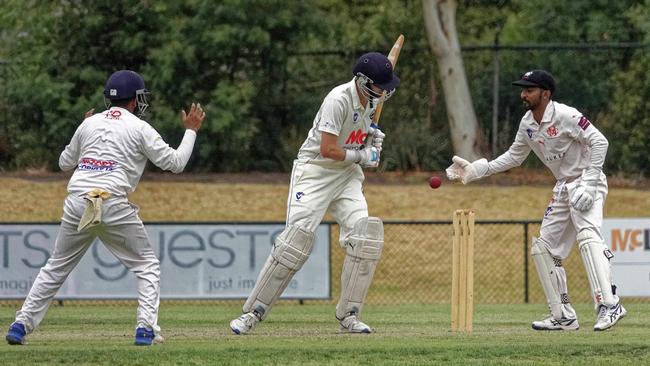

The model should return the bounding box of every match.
[446,155,489,184]
[570,182,596,211]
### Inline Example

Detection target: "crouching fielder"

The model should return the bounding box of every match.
[5,70,205,346]
[446,70,625,331]
[229,52,399,334]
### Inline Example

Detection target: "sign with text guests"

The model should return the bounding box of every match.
[603,218,650,297]
[0,223,330,300]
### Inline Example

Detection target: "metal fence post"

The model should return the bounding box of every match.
[491,29,501,157]
[523,222,529,303]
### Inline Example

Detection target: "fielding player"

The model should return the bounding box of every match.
[446,70,625,331]
[5,70,205,346]
[229,52,399,334]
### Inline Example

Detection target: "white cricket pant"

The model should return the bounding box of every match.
[537,178,613,309]
[15,195,161,334]
[286,161,368,246]
[540,179,608,259]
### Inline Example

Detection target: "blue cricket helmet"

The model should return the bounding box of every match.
[104,70,150,117]
[352,52,400,92]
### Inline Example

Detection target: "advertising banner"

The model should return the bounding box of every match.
[603,218,650,297]
[0,223,331,300]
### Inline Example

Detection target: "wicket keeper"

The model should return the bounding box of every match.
[446,69,625,331]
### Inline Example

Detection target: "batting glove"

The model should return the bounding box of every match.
[345,146,380,168]
[360,146,380,168]
[367,125,386,151]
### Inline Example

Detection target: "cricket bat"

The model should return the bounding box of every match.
[371,34,404,127]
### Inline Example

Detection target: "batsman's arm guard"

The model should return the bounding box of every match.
[242,225,315,320]
[577,229,616,307]
[531,237,566,319]
[336,217,384,320]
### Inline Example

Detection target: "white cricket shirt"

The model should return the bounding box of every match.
[296,79,376,168]
[59,107,196,196]
[488,101,608,182]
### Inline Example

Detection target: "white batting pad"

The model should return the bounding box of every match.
[336,217,384,320]
[532,237,571,319]
[578,229,616,307]
[242,225,314,320]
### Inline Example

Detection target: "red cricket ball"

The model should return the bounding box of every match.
[428,176,442,189]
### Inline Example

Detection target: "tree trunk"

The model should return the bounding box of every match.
[422,0,482,161]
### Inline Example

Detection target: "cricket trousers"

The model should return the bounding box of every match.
[287,160,369,247]
[14,194,161,334]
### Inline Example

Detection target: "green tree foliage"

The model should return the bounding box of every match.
[600,55,650,174]
[485,0,649,173]
[599,1,650,175]
[144,0,331,171]
[0,0,163,169]
[0,0,648,174]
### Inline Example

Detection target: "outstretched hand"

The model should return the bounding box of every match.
[446,156,469,181]
[446,155,489,184]
[181,103,206,132]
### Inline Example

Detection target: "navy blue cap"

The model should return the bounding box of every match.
[104,70,147,100]
[352,52,400,91]
[512,70,555,93]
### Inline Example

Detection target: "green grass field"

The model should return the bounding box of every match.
[2,175,650,364]
[1,303,649,365]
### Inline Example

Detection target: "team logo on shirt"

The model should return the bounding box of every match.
[78,157,118,171]
[295,192,305,200]
[546,126,558,137]
[345,129,368,145]
[578,116,591,130]
[526,129,533,138]
[353,112,359,123]
[105,110,122,120]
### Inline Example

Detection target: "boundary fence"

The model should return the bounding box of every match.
[3,219,648,305]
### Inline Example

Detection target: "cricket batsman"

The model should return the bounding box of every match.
[229,52,399,334]
[5,70,205,345]
[446,70,626,331]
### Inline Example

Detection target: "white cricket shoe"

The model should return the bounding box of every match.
[339,315,372,333]
[230,312,260,335]
[531,316,579,331]
[594,303,627,331]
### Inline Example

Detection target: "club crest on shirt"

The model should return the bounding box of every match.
[526,128,533,138]
[578,116,591,130]
[353,112,359,123]
[546,126,558,137]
